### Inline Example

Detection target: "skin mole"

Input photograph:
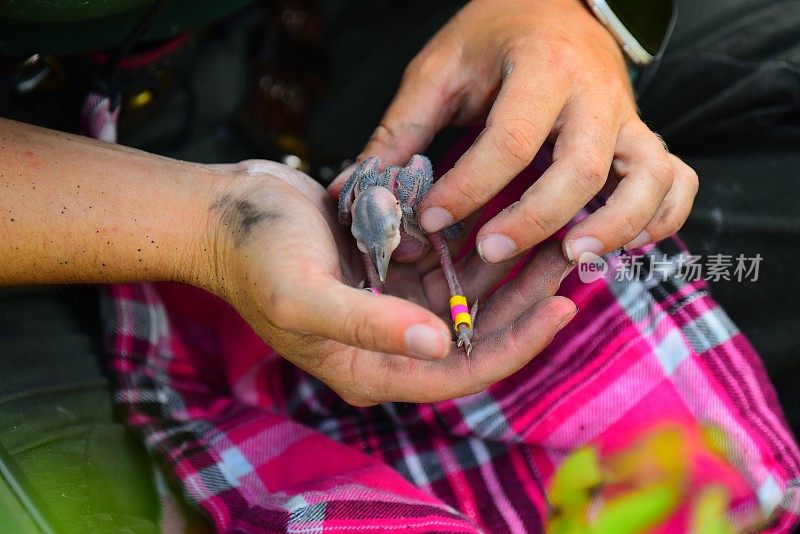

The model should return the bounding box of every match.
[211,193,279,246]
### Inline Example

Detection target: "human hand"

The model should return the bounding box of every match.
[203,160,576,406]
[337,0,698,264]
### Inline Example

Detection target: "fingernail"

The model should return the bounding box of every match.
[565,236,604,263]
[405,324,448,360]
[560,264,576,284]
[419,207,454,233]
[478,234,518,264]
[557,308,579,332]
[332,162,359,185]
[624,230,651,251]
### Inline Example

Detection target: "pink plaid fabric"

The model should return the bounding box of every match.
[101,147,800,533]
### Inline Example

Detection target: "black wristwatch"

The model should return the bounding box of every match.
[583,0,677,66]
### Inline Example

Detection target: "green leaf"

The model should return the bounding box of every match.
[593,483,679,534]
[692,485,734,534]
[549,447,602,512]
[549,515,592,534]
[606,428,687,490]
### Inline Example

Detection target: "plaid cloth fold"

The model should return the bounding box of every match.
[101,147,800,533]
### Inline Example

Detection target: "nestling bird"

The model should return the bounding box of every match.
[338,155,478,354]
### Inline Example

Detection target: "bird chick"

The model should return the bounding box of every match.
[350,186,401,284]
[338,155,478,354]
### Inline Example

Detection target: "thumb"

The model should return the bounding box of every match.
[291,278,453,360]
[328,60,460,195]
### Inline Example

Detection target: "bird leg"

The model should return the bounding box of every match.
[429,232,477,355]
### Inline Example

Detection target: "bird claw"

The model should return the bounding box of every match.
[453,299,479,356]
[457,327,474,356]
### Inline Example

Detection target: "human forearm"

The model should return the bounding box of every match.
[0,117,581,404]
[0,118,217,287]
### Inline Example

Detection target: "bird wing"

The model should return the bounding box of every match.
[338,157,382,226]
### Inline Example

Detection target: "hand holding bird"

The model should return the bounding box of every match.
[209,159,577,405]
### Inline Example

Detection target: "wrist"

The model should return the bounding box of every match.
[189,163,285,305]
[577,0,676,66]
[178,165,241,299]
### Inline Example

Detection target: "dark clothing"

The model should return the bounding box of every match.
[0,0,798,530]
[0,0,254,55]
[639,0,800,428]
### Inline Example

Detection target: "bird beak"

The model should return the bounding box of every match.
[370,246,391,284]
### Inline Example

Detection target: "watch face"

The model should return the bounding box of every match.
[605,0,674,56]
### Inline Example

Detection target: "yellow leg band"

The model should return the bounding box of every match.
[453,312,472,331]
[449,295,467,308]
[449,295,472,331]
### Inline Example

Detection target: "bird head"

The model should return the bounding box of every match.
[350,185,402,284]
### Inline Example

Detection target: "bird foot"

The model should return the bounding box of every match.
[457,329,473,356]
[455,299,479,356]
